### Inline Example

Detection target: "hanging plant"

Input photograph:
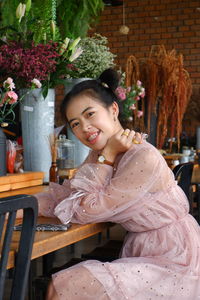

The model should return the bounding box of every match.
[56,0,104,39]
[125,45,192,150]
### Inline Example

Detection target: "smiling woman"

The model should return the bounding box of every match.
[34,68,200,300]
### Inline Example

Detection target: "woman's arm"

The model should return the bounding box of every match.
[54,143,164,224]
[32,150,97,217]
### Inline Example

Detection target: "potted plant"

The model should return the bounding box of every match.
[0,1,83,96]
[0,1,83,181]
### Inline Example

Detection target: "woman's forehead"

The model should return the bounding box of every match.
[66,95,105,118]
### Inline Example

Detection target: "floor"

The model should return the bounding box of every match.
[4,224,126,299]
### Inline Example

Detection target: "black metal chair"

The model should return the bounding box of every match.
[172,162,194,199]
[0,194,38,300]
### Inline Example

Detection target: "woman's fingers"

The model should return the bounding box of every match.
[121,129,131,138]
[121,129,136,144]
[121,129,143,144]
[133,132,142,144]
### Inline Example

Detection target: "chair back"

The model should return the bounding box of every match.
[0,194,38,300]
[173,162,194,199]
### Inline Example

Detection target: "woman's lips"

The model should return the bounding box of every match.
[87,131,100,144]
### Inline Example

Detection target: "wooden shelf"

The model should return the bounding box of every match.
[0,172,44,192]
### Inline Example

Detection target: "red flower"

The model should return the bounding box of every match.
[0,41,60,88]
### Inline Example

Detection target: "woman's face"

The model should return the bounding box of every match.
[66,94,121,151]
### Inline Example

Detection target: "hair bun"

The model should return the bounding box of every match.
[98,68,120,91]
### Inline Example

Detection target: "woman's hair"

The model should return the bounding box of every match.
[60,68,121,122]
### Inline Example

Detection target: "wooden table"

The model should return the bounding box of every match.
[0,185,112,270]
[7,217,112,270]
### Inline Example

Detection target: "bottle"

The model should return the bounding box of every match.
[56,135,75,183]
[49,161,59,183]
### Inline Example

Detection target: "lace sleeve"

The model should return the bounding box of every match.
[54,143,165,224]
[35,150,96,217]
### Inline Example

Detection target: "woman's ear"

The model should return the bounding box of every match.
[111,101,119,118]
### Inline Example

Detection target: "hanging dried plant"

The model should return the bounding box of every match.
[125,45,192,150]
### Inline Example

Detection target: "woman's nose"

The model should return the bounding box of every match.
[81,120,91,132]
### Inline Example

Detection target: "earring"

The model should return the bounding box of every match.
[113,116,116,122]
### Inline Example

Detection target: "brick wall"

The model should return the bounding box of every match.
[95,0,200,83]
[56,0,200,138]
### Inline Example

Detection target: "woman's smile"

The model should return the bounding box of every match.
[86,131,100,144]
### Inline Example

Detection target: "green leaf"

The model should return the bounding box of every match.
[42,83,49,99]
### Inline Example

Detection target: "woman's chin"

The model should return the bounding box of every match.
[91,143,105,152]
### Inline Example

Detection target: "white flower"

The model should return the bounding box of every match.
[139,87,145,95]
[3,77,15,90]
[16,3,26,23]
[73,34,116,79]
[69,47,83,62]
[31,79,42,88]
[59,37,70,55]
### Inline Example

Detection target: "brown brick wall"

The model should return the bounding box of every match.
[94,0,200,83]
[56,0,200,138]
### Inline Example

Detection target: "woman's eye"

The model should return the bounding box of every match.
[88,111,95,117]
[71,122,79,129]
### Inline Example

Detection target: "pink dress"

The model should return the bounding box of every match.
[37,141,200,299]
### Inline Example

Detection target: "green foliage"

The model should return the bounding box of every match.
[0,0,60,44]
[29,0,61,44]
[56,0,104,39]
[0,0,104,43]
[0,0,19,28]
[73,34,116,79]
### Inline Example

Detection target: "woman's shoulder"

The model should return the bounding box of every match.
[130,140,161,157]
[120,141,163,168]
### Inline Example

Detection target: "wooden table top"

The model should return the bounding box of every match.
[0,184,112,270]
[7,217,112,269]
[0,184,49,198]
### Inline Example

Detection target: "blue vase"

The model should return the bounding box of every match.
[20,88,55,182]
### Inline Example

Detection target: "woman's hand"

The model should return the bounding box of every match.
[101,129,142,163]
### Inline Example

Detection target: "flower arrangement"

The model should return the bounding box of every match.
[0,1,83,98]
[0,37,82,98]
[115,80,145,121]
[72,34,116,79]
[0,77,41,127]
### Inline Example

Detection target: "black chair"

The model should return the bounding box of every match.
[0,194,38,300]
[173,162,194,217]
[172,162,194,199]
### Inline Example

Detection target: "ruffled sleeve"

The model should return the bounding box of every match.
[54,142,167,224]
[36,180,72,217]
[35,149,95,217]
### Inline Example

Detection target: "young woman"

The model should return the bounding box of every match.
[36,69,200,299]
